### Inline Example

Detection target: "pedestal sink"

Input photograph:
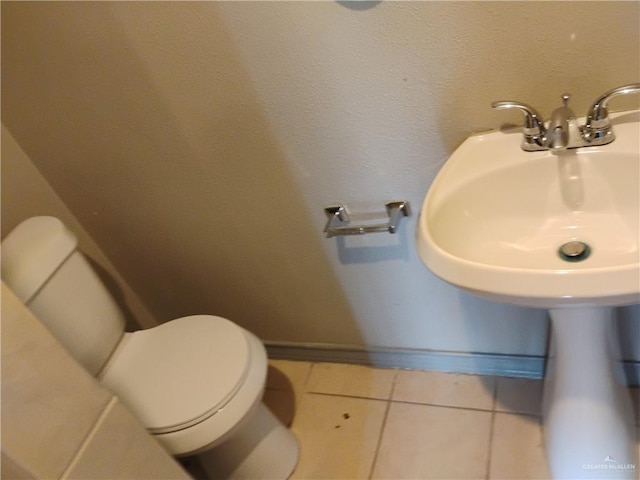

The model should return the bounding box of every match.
[417,110,639,479]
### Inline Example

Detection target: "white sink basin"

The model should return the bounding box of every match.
[417,111,640,307]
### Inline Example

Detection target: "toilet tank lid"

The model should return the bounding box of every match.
[1,216,78,303]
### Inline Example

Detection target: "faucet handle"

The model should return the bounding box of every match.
[583,82,640,145]
[492,101,545,132]
[492,100,546,151]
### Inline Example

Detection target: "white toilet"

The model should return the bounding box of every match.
[1,216,299,479]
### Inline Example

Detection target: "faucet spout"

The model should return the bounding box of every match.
[547,94,575,150]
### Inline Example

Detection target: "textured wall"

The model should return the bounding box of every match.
[2,2,639,358]
[1,125,157,329]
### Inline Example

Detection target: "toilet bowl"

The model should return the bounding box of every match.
[1,216,299,479]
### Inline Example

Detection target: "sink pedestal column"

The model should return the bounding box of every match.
[544,307,637,479]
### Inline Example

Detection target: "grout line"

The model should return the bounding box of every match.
[306,391,390,403]
[294,362,315,413]
[388,401,494,415]
[485,409,497,480]
[494,410,544,423]
[60,396,118,479]
[301,361,314,392]
[485,377,499,480]
[368,370,399,479]
[388,368,399,401]
[306,390,500,414]
[492,376,499,411]
[368,397,392,480]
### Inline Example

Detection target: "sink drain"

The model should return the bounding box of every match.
[558,241,591,262]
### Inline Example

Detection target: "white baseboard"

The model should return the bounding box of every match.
[265,341,640,385]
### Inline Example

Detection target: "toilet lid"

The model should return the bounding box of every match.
[100,315,250,434]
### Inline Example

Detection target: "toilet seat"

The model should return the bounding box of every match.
[100,315,251,434]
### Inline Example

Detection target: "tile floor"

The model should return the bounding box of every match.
[263,360,640,480]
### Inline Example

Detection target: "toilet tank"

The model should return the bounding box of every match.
[1,216,126,375]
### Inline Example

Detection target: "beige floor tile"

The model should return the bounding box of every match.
[372,403,492,479]
[290,393,387,479]
[393,370,496,410]
[306,362,396,399]
[495,377,543,416]
[267,359,312,392]
[267,359,313,426]
[489,413,550,479]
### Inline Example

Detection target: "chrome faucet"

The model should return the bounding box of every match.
[490,101,546,151]
[547,94,576,150]
[582,83,640,145]
[492,82,640,152]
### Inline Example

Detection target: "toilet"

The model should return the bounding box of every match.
[1,216,299,479]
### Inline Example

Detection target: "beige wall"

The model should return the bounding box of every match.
[2,2,639,359]
[1,284,189,479]
[1,125,157,329]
